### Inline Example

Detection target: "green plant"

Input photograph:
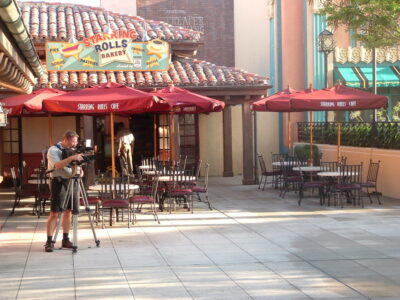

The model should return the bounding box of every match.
[294,143,320,165]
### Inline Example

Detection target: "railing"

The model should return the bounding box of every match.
[297,122,400,149]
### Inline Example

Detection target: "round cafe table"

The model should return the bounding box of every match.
[138,165,154,170]
[292,166,322,172]
[88,184,139,191]
[272,161,307,167]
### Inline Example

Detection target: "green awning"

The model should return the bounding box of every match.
[334,66,400,89]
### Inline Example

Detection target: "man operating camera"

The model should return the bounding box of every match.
[45,130,84,252]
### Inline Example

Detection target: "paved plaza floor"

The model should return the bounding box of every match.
[1,176,400,299]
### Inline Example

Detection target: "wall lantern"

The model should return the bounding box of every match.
[318,29,335,54]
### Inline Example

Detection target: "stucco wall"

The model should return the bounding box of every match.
[315,144,400,199]
[256,112,279,167]
[233,0,271,176]
[199,112,223,176]
[102,0,137,16]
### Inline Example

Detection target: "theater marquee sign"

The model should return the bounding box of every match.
[46,30,170,71]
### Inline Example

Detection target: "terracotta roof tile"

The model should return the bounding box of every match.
[21,2,202,42]
[36,57,268,89]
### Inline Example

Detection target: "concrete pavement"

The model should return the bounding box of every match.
[1,176,400,299]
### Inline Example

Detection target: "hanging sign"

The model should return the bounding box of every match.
[46,30,170,71]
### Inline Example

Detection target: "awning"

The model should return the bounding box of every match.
[334,66,400,89]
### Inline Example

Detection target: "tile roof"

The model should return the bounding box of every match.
[36,57,269,89]
[20,2,202,42]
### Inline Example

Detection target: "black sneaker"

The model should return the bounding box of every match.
[61,238,73,248]
[44,241,54,252]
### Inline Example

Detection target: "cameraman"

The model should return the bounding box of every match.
[45,130,84,252]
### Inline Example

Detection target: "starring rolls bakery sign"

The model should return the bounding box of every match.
[45,30,170,71]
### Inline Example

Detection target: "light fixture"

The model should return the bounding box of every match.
[0,103,8,126]
[318,29,334,54]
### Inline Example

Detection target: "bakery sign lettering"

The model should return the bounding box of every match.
[46,30,170,71]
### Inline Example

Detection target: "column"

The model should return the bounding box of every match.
[223,103,233,177]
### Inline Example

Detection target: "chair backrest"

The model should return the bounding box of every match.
[114,175,130,199]
[366,159,380,183]
[320,161,339,172]
[195,159,202,179]
[174,168,194,189]
[271,153,286,164]
[10,167,19,191]
[150,175,159,200]
[339,163,363,184]
[257,154,267,173]
[204,163,210,189]
[178,155,187,171]
[98,173,113,194]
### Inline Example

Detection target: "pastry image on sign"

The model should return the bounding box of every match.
[61,43,83,60]
[146,39,168,59]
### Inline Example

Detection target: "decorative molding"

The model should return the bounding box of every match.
[312,0,324,13]
[334,46,400,64]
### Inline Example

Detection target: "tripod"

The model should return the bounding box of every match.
[53,170,100,253]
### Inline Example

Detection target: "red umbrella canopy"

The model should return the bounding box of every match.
[291,83,388,111]
[2,88,66,116]
[150,86,225,114]
[250,87,304,112]
[43,82,160,115]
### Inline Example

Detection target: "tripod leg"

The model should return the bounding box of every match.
[72,214,78,253]
[79,180,100,247]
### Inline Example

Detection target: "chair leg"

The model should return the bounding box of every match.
[258,175,263,189]
[298,187,303,206]
[206,192,212,210]
[10,195,19,216]
[102,208,105,229]
[262,176,267,191]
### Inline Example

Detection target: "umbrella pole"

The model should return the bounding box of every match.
[288,112,291,155]
[110,112,115,178]
[170,112,175,164]
[48,114,53,146]
[309,112,313,166]
[337,118,341,163]
[153,114,157,159]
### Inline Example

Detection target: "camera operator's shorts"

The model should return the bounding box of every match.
[50,178,80,215]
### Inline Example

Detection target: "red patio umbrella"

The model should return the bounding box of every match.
[150,86,225,114]
[1,88,68,169]
[291,83,388,162]
[44,82,162,115]
[150,86,225,161]
[250,87,301,113]
[2,88,66,116]
[250,86,316,154]
[44,82,161,178]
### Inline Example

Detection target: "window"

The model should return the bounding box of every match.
[158,114,170,160]
[179,114,199,170]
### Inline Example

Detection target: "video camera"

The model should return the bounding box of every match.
[62,139,96,166]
